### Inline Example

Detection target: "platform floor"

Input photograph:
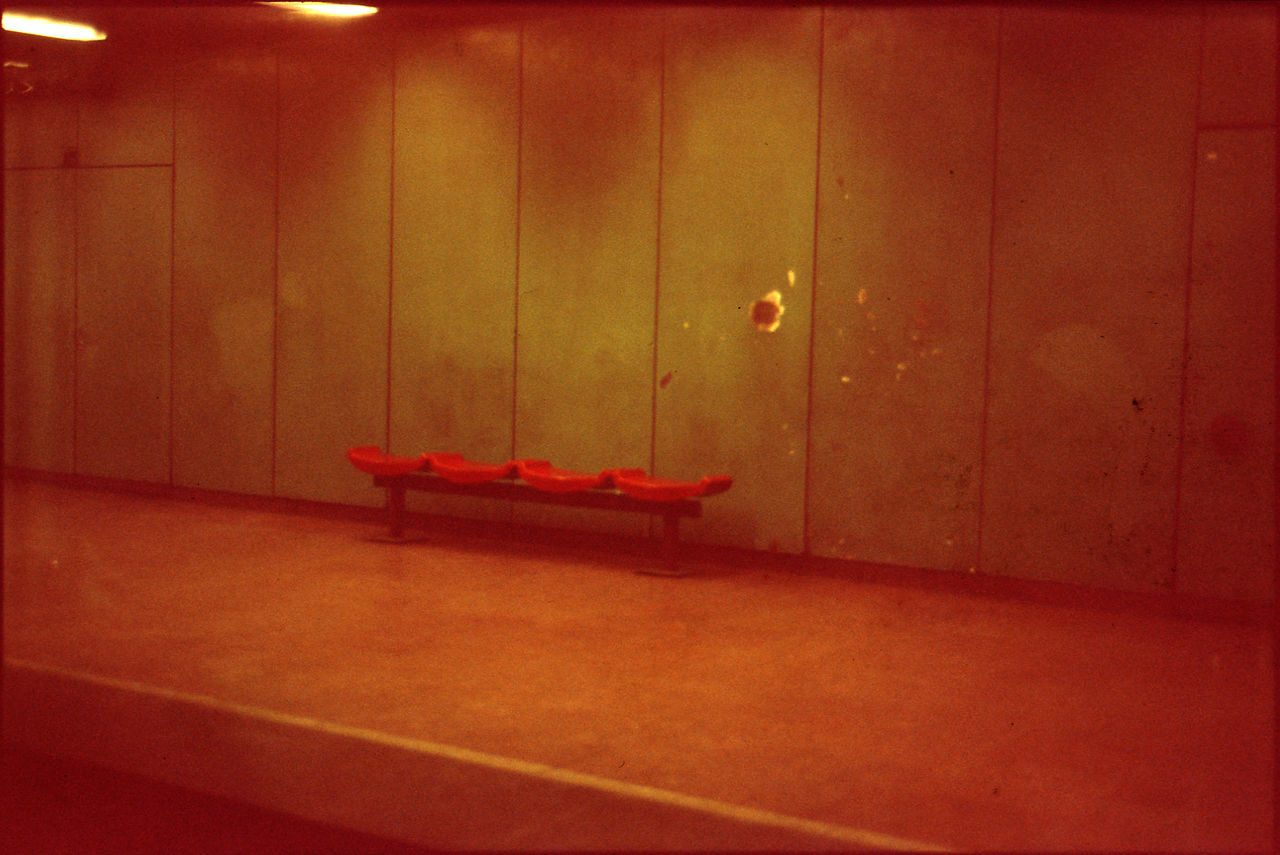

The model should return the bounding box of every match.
[1,743,440,855]
[2,478,1274,851]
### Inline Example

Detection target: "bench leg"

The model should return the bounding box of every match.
[639,513,692,576]
[388,479,406,539]
[662,514,680,570]
[638,514,686,576]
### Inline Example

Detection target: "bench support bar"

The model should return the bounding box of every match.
[372,473,702,574]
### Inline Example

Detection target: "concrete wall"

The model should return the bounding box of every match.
[5,2,1276,601]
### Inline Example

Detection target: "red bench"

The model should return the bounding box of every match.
[347,447,732,574]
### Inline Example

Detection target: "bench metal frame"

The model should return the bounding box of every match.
[372,472,704,574]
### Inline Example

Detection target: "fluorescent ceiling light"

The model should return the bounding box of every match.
[2,12,106,41]
[260,3,378,16]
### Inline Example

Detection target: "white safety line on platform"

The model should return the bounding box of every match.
[7,657,950,852]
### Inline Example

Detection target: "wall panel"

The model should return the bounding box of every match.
[1200,1,1277,128]
[809,6,997,571]
[77,28,173,167]
[74,167,172,483]
[275,26,392,505]
[2,27,88,169]
[656,7,820,553]
[1177,129,1276,602]
[4,169,77,471]
[514,8,663,534]
[172,43,277,495]
[4,4,1275,600]
[4,98,78,169]
[982,6,1200,590]
[391,21,520,521]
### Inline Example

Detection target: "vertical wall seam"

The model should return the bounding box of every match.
[71,100,81,474]
[1273,0,1280,603]
[1171,2,1209,595]
[647,13,668,541]
[511,24,524,464]
[650,16,667,482]
[1272,5,1279,853]
[386,37,396,454]
[271,44,281,497]
[169,53,177,486]
[0,33,5,477]
[802,6,825,558]
[974,7,1004,577]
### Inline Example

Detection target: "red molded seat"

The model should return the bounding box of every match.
[427,453,516,484]
[515,459,608,493]
[346,446,429,477]
[610,469,734,501]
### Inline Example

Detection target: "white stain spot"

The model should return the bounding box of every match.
[857,288,868,305]
[787,269,796,287]
[1205,151,1219,162]
[840,375,850,383]
[896,362,908,372]
[682,320,690,329]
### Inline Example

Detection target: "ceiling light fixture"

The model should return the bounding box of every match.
[259,3,378,17]
[2,12,106,41]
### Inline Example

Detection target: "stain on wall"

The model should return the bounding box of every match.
[1177,129,1276,602]
[392,21,521,522]
[514,8,662,535]
[656,5,820,554]
[274,24,392,505]
[981,4,1199,591]
[809,5,997,573]
[173,43,277,495]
